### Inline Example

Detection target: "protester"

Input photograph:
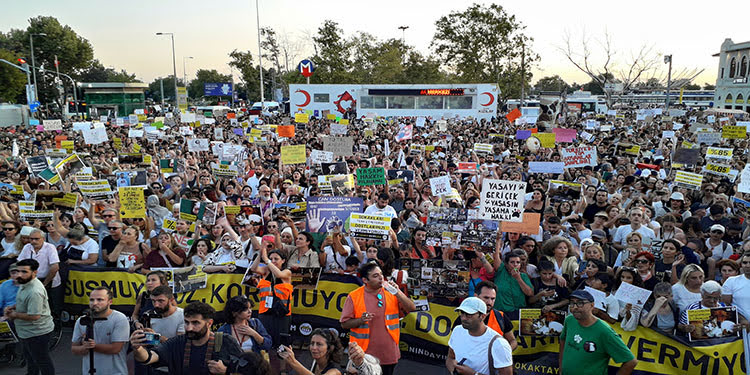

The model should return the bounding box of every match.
[474,280,518,350]
[217,295,272,354]
[279,328,343,375]
[5,259,55,375]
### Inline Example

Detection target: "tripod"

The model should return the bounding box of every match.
[80,311,107,375]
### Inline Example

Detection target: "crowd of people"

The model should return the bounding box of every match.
[0,100,747,375]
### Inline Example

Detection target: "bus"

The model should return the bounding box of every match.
[289,83,500,120]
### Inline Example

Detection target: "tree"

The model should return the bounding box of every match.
[228,49,271,103]
[559,30,660,107]
[77,59,139,83]
[683,83,701,91]
[147,76,184,103]
[187,69,232,100]
[535,75,571,93]
[402,51,446,84]
[311,20,352,83]
[431,4,537,105]
[703,83,715,90]
[0,48,27,103]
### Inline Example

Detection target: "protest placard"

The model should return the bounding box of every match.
[82,127,108,144]
[321,162,347,175]
[457,162,477,174]
[528,162,564,174]
[128,129,144,138]
[399,259,470,298]
[478,179,526,222]
[310,150,334,164]
[552,128,576,142]
[179,199,206,222]
[519,309,566,336]
[181,113,196,123]
[560,146,597,168]
[288,267,323,290]
[348,213,391,240]
[386,169,414,185]
[722,125,746,139]
[187,138,210,152]
[704,163,732,177]
[322,136,354,157]
[534,133,556,148]
[686,307,738,342]
[277,125,295,138]
[473,143,493,154]
[675,170,704,190]
[281,144,306,165]
[330,123,348,135]
[43,119,62,131]
[706,147,733,161]
[306,196,364,233]
[295,113,309,124]
[515,130,532,140]
[55,154,85,181]
[672,148,701,165]
[26,156,49,177]
[210,163,239,177]
[429,175,452,196]
[356,167,386,186]
[499,212,541,234]
[696,132,722,145]
[614,282,652,307]
[77,180,113,199]
[118,186,145,218]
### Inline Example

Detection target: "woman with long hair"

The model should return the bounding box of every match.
[142,231,186,272]
[217,296,272,354]
[187,238,213,266]
[671,264,704,313]
[401,226,435,259]
[613,267,644,330]
[279,328,343,375]
[541,236,579,283]
[105,225,147,272]
[524,188,545,214]
[131,270,168,326]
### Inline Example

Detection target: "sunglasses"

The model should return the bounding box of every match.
[102,214,115,218]
[570,300,591,307]
[377,293,383,308]
[635,259,650,264]
[3,227,15,231]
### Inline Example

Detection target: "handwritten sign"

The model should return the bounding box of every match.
[310,150,334,164]
[479,179,526,222]
[429,175,452,196]
[118,186,145,218]
[722,125,746,139]
[281,144,306,165]
[614,282,652,307]
[43,119,62,131]
[696,132,722,145]
[500,213,541,234]
[323,136,354,157]
[295,113,309,124]
[560,146,597,168]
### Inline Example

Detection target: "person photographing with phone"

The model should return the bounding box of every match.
[340,261,416,375]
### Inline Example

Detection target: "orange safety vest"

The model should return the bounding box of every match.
[257,278,293,316]
[486,309,505,336]
[348,286,400,352]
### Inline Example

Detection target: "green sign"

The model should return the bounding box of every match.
[356,167,386,186]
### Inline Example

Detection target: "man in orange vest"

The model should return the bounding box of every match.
[341,261,416,375]
[475,280,517,350]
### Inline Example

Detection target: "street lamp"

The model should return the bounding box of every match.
[398,25,409,42]
[183,56,193,85]
[664,55,673,111]
[29,32,47,103]
[156,32,178,107]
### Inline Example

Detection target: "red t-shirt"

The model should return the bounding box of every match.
[340,289,402,365]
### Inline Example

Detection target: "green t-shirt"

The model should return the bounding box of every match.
[15,278,54,339]
[493,265,532,312]
[560,315,635,375]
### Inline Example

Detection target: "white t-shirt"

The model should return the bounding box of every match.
[323,245,351,272]
[69,238,100,260]
[613,224,655,248]
[722,275,750,320]
[672,283,702,314]
[364,204,398,219]
[448,326,512,374]
[0,237,17,257]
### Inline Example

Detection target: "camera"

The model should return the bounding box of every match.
[142,332,162,346]
[140,310,162,329]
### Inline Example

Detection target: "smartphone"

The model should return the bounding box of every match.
[142,332,161,346]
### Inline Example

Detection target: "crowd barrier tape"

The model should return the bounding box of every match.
[62,266,746,374]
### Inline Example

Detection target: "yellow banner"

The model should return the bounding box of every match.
[534,133,556,148]
[295,113,309,124]
[722,125,746,139]
[281,144,306,165]
[339,119,349,125]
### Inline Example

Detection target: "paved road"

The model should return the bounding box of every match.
[0,328,445,375]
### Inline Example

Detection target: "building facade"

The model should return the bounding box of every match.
[714,38,750,112]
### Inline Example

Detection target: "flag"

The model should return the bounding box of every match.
[395,125,413,142]
[506,108,522,123]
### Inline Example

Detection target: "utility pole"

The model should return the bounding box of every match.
[156,32,178,108]
[520,44,526,108]
[398,25,409,42]
[664,55,673,111]
[29,33,46,103]
[183,56,193,85]
[160,79,165,107]
[256,0,265,111]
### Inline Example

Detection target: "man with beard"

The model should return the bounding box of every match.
[4,259,55,375]
[71,286,130,374]
[446,297,513,375]
[130,301,243,374]
[135,285,184,375]
[559,290,637,375]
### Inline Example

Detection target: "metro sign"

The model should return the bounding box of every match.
[298,59,315,78]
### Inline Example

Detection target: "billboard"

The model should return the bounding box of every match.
[204,83,233,96]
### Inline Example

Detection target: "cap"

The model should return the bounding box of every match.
[283,179,293,185]
[594,211,609,219]
[281,227,293,236]
[640,169,651,178]
[670,192,684,201]
[710,224,725,233]
[454,297,487,315]
[20,226,34,236]
[591,229,607,239]
[570,290,595,302]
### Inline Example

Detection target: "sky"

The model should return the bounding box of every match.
[2,0,749,89]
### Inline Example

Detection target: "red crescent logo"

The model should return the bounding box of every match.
[295,89,311,107]
[480,92,494,106]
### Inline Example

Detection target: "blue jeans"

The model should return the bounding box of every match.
[20,331,54,375]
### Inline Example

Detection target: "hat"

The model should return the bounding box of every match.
[454,297,487,315]
[640,169,651,178]
[282,179,293,185]
[20,226,34,236]
[281,227,293,236]
[591,229,607,239]
[580,238,595,248]
[670,192,684,201]
[570,290,595,302]
[710,224,725,233]
[594,211,609,219]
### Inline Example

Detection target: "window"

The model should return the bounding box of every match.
[721,67,725,79]
[386,96,415,109]
[445,96,473,109]
[726,94,733,103]
[730,57,736,78]
[737,94,745,104]
[313,93,329,103]
[416,96,443,109]
[742,56,748,77]
[360,96,386,109]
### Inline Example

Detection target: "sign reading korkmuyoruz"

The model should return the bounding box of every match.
[204,82,233,96]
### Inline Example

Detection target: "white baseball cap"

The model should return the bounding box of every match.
[455,297,487,315]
